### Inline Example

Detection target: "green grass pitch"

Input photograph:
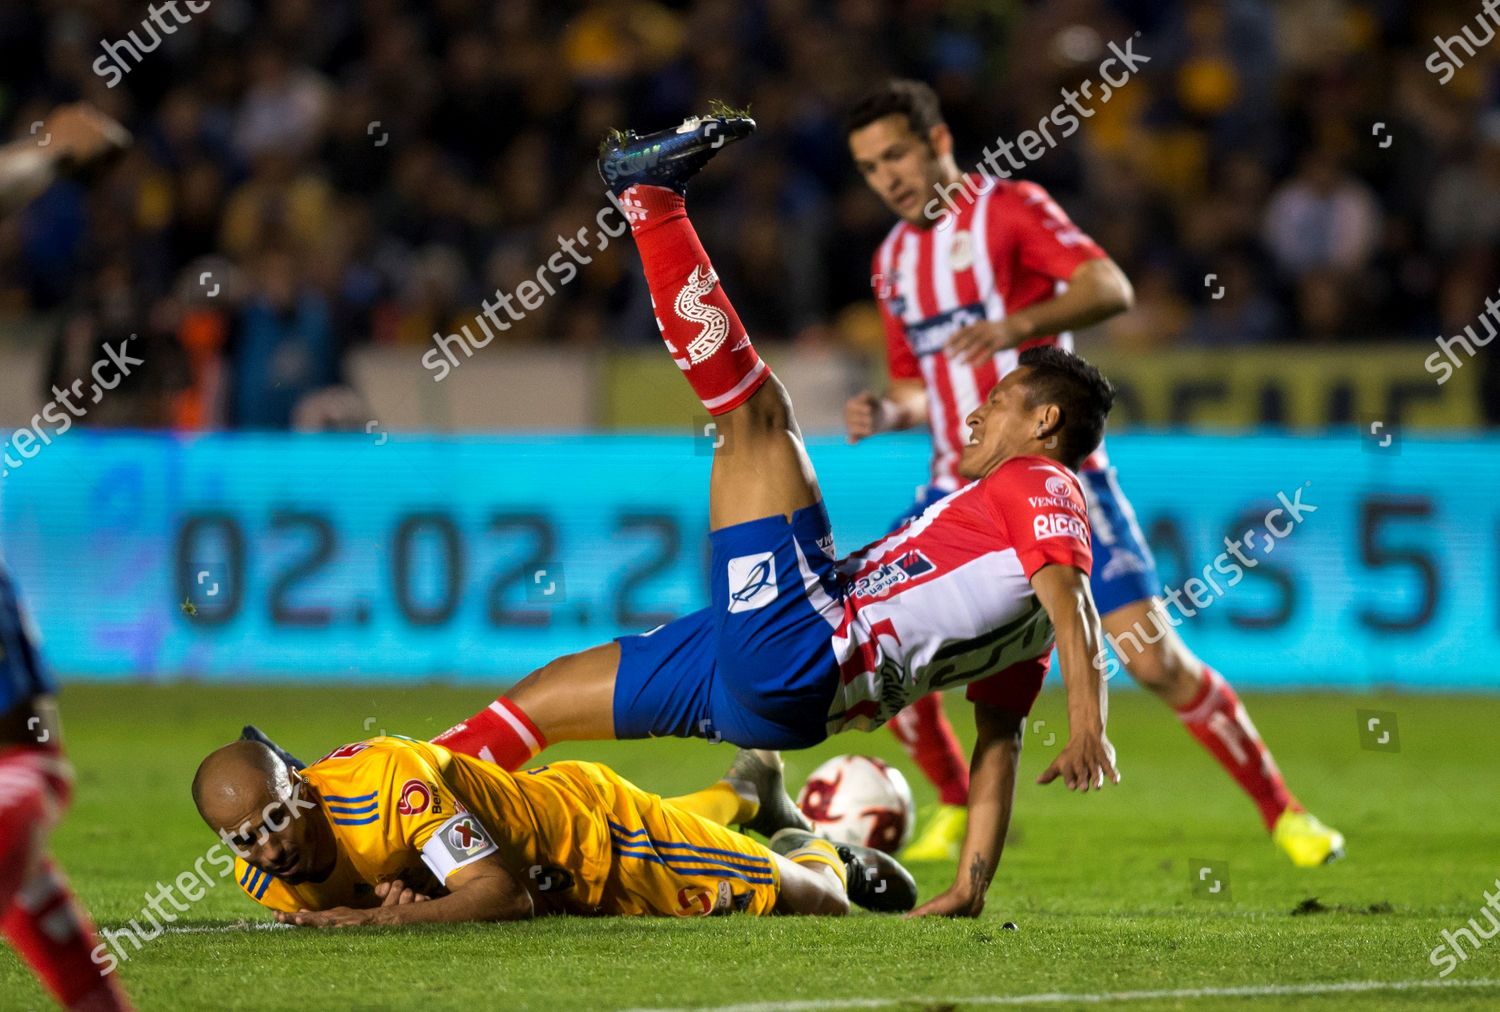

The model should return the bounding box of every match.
[3,684,1498,1010]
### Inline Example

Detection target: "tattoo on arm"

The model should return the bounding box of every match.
[968,854,990,896]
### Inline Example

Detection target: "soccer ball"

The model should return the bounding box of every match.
[796,755,916,854]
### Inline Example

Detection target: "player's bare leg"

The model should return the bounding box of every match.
[769,848,850,916]
[770,829,917,913]
[1103,598,1344,866]
[432,643,620,766]
[436,112,817,771]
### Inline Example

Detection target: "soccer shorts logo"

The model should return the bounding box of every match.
[727,552,777,613]
[675,265,730,364]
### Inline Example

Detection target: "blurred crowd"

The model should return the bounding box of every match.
[1,0,1498,428]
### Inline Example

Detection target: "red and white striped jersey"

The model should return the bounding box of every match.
[826,455,1092,734]
[872,176,1109,492]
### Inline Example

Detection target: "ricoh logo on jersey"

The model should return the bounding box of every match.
[854,550,936,598]
[905,303,987,357]
[1034,512,1088,542]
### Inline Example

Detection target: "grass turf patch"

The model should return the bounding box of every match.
[3,684,1498,1010]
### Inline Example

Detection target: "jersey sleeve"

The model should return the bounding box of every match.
[373,742,501,885]
[980,457,1093,578]
[233,858,302,914]
[991,181,1106,283]
[873,250,920,381]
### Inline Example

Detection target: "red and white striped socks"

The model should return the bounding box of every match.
[430,697,546,771]
[887,694,970,807]
[620,184,769,415]
[1175,666,1297,830]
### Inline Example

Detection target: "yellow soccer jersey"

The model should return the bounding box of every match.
[233,736,780,918]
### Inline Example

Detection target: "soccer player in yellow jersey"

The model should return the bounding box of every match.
[192,735,916,924]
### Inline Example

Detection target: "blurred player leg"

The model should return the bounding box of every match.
[666,748,811,836]
[664,780,755,827]
[0,751,132,1011]
[888,694,970,861]
[1104,600,1344,866]
[0,562,132,1008]
[1085,468,1342,865]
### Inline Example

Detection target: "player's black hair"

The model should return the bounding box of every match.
[1015,347,1116,471]
[844,79,945,140]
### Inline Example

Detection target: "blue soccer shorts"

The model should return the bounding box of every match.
[613,502,843,750]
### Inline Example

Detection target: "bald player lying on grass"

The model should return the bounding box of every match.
[191,734,916,925]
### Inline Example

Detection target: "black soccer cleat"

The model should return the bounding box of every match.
[725,748,814,839]
[597,106,756,196]
[837,841,919,914]
[241,725,306,771]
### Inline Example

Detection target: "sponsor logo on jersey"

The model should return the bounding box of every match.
[444,815,491,858]
[674,265,730,364]
[1027,495,1081,510]
[1045,475,1072,499]
[854,550,936,598]
[906,302,987,357]
[397,778,431,817]
[816,533,837,557]
[1034,512,1088,542]
[949,230,975,271]
[676,886,715,916]
[727,552,777,613]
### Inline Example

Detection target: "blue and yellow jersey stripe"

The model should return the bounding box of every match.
[238,862,274,900]
[608,820,775,885]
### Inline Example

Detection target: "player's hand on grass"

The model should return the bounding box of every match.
[905,884,983,919]
[376,879,431,906]
[845,391,888,443]
[276,906,373,928]
[946,318,1032,365]
[1037,731,1118,791]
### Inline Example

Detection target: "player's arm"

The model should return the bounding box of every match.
[278,853,532,927]
[848,254,929,443]
[1030,563,1118,791]
[845,377,928,442]
[947,258,1133,364]
[907,701,1023,919]
[0,104,130,218]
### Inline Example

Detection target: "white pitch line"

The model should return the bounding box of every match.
[622,976,1500,1012]
[111,922,293,934]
